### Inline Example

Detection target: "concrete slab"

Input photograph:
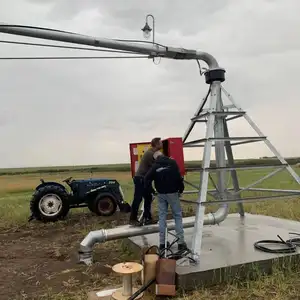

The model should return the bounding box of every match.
[127,213,300,290]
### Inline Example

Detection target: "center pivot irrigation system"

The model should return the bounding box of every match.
[0,20,300,265]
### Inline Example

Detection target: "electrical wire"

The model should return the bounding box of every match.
[0,39,141,54]
[152,56,161,65]
[254,234,300,254]
[128,278,156,300]
[113,38,166,48]
[137,233,194,300]
[0,55,149,60]
[196,59,208,76]
[286,232,300,246]
[137,233,300,300]
[146,231,196,263]
[0,24,169,66]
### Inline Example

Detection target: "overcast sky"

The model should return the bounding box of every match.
[0,0,299,168]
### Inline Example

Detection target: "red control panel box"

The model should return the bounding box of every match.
[129,137,185,178]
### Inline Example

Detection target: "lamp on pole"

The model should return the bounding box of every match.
[141,14,155,44]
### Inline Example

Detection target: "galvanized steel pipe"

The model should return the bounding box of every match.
[79,205,228,265]
[0,23,219,68]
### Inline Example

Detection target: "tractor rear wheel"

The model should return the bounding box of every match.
[30,185,70,222]
[93,194,117,217]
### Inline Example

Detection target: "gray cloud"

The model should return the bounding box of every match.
[0,0,299,168]
[26,0,231,35]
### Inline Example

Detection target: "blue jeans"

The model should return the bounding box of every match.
[157,193,185,245]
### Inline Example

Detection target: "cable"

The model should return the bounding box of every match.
[128,278,156,300]
[0,39,141,54]
[196,59,207,76]
[156,231,196,263]
[145,245,159,255]
[0,55,149,60]
[113,38,166,48]
[285,232,300,247]
[0,24,168,66]
[254,234,297,254]
[152,56,162,65]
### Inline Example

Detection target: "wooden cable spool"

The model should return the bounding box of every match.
[112,262,144,300]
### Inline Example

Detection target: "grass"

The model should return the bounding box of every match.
[0,164,300,299]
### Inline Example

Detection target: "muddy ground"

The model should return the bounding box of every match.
[0,212,139,300]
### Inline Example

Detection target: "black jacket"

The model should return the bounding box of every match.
[144,155,184,194]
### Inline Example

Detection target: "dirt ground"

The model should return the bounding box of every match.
[2,167,300,299]
[0,212,137,300]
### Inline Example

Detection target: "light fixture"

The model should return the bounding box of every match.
[141,14,155,44]
[141,22,152,39]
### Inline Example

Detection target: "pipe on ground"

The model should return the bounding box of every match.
[79,204,228,265]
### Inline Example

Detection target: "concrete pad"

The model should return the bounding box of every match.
[127,213,300,290]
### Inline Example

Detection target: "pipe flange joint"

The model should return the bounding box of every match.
[78,251,93,265]
[204,68,226,84]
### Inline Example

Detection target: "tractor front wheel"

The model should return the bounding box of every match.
[93,194,117,217]
[30,185,70,222]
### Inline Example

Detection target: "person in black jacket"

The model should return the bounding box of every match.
[144,151,187,251]
[129,137,163,227]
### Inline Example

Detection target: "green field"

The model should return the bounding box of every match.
[0,163,300,299]
[1,157,299,175]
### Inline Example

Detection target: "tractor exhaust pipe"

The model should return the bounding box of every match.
[78,204,228,265]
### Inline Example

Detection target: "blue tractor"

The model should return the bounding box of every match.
[29,176,131,222]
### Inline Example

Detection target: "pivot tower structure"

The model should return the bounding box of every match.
[181,68,300,261]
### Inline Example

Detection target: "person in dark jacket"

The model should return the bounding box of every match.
[129,137,163,226]
[144,151,187,251]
